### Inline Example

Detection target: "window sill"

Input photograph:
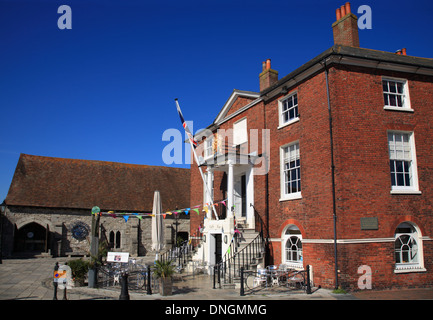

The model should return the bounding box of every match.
[394,267,426,274]
[390,189,422,195]
[278,117,299,130]
[284,262,304,270]
[384,106,414,113]
[280,193,302,202]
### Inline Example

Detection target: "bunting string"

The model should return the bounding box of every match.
[90,199,228,222]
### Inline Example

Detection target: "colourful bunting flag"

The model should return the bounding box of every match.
[92,206,101,215]
[93,198,230,221]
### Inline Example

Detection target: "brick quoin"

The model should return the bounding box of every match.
[189,2,433,290]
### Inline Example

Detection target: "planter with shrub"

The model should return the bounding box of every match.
[68,259,90,287]
[154,260,175,296]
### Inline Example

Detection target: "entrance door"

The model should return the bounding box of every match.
[234,174,246,218]
[214,234,222,264]
[14,222,47,253]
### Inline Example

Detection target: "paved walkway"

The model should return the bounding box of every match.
[0,257,432,301]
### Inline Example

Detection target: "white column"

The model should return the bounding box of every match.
[206,168,213,219]
[227,160,234,230]
[246,166,255,228]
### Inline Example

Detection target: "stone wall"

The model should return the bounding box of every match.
[2,206,189,258]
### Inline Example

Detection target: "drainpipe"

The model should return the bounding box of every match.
[263,93,270,266]
[324,60,339,289]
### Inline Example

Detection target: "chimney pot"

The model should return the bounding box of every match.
[266,59,271,70]
[262,61,266,72]
[336,8,341,20]
[345,2,351,14]
[402,48,407,55]
[340,5,346,16]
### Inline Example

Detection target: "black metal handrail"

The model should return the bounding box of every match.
[210,205,268,287]
[159,240,192,268]
[216,231,265,286]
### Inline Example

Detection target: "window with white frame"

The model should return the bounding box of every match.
[279,93,299,126]
[388,131,419,192]
[283,225,303,267]
[394,222,424,272]
[204,136,213,158]
[281,142,301,199]
[203,170,214,205]
[382,78,411,110]
[233,118,247,146]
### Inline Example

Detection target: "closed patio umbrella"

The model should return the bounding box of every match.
[151,190,164,261]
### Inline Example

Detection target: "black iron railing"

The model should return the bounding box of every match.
[216,233,265,285]
[213,209,267,286]
[159,240,193,270]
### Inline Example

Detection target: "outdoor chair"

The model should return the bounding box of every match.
[194,260,207,275]
[266,265,279,286]
[253,269,268,288]
[113,274,120,286]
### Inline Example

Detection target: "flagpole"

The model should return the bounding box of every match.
[175,99,219,221]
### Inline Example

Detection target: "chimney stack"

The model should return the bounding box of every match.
[259,59,278,92]
[332,2,360,47]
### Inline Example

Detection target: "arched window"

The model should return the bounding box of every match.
[115,231,121,249]
[283,225,303,268]
[109,231,115,248]
[394,222,425,272]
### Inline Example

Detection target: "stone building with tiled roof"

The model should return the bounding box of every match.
[2,154,190,258]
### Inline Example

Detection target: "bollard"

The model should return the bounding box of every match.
[62,281,68,300]
[53,262,59,300]
[306,265,312,294]
[146,266,152,295]
[119,272,130,300]
[240,267,245,296]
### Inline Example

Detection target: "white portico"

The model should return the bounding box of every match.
[199,147,258,269]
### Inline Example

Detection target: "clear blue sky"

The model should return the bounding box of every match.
[1,0,432,201]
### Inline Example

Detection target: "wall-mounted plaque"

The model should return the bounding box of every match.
[360,217,378,230]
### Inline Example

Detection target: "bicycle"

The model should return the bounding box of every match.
[245,269,272,291]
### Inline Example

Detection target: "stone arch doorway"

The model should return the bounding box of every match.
[14,222,50,253]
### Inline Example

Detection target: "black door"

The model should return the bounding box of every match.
[241,174,246,217]
[214,234,222,264]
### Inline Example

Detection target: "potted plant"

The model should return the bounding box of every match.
[154,260,175,296]
[68,259,90,287]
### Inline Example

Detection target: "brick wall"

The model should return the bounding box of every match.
[189,60,433,289]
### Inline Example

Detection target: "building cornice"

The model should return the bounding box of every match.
[260,45,433,103]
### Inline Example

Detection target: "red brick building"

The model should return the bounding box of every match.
[189,2,433,290]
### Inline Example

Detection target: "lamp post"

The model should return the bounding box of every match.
[0,201,6,264]
[88,206,100,288]
[174,206,179,250]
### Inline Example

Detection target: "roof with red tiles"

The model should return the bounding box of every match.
[5,154,190,212]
